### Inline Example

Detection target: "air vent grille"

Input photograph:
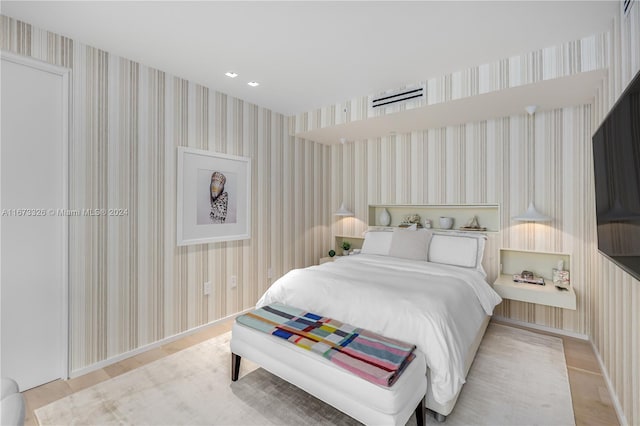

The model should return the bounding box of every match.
[371,86,425,109]
[623,0,635,16]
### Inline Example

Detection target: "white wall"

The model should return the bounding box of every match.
[1,53,68,389]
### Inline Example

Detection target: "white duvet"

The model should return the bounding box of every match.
[257,254,502,405]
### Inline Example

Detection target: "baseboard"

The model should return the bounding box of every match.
[68,308,253,379]
[492,316,589,340]
[590,341,628,426]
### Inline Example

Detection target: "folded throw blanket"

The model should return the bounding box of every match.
[236,303,416,387]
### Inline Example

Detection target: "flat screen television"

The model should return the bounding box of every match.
[593,69,640,280]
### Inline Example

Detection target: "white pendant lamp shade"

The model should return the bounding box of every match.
[512,201,552,222]
[512,106,553,223]
[334,202,354,217]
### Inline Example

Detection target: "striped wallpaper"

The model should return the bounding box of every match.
[592,5,640,426]
[300,7,639,426]
[294,34,607,133]
[0,15,332,372]
[326,106,593,334]
[320,36,607,336]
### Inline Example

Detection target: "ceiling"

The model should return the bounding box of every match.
[0,1,618,116]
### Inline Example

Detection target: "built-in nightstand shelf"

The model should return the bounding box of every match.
[493,274,576,310]
[494,249,576,310]
[334,235,364,255]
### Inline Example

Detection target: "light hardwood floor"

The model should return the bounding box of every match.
[22,319,618,426]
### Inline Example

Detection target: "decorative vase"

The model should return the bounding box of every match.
[439,217,454,229]
[379,208,391,226]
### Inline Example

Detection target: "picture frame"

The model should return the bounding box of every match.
[177,147,251,246]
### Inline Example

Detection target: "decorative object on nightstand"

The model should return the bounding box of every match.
[423,218,432,228]
[379,208,391,226]
[512,271,545,285]
[521,270,534,279]
[341,240,351,256]
[439,216,454,229]
[328,249,336,257]
[552,269,570,290]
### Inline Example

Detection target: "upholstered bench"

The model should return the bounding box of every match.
[230,322,427,426]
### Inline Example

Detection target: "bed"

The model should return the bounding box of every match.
[231,229,502,422]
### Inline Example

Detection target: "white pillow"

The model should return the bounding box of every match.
[389,229,432,261]
[428,233,485,269]
[360,231,393,256]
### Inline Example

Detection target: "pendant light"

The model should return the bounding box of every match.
[513,201,552,222]
[334,202,354,217]
[512,105,552,222]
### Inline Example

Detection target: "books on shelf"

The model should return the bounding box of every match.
[513,274,545,286]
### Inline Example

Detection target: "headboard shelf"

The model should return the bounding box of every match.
[368,204,500,232]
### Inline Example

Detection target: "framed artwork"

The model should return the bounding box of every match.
[177,147,251,246]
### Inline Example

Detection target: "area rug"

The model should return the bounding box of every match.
[35,323,575,425]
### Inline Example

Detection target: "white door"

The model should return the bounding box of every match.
[1,52,69,390]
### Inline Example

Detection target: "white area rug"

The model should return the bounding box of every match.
[36,323,575,425]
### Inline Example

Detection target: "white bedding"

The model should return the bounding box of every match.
[256,254,502,405]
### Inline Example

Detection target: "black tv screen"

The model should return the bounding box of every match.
[593,69,640,280]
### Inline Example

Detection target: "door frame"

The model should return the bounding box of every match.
[1,50,70,381]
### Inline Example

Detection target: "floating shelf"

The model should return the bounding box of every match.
[368,204,500,232]
[494,249,576,310]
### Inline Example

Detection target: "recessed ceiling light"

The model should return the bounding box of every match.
[247,81,259,87]
[225,72,238,78]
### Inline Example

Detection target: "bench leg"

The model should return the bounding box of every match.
[415,395,426,426]
[434,412,447,422]
[231,353,241,381]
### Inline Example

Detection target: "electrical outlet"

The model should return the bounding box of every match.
[203,281,212,296]
[230,275,237,289]
[267,268,273,279]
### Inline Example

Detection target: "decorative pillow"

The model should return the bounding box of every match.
[428,233,486,269]
[360,231,393,256]
[445,231,486,270]
[389,229,432,261]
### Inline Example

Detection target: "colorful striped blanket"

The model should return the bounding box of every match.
[236,303,416,387]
